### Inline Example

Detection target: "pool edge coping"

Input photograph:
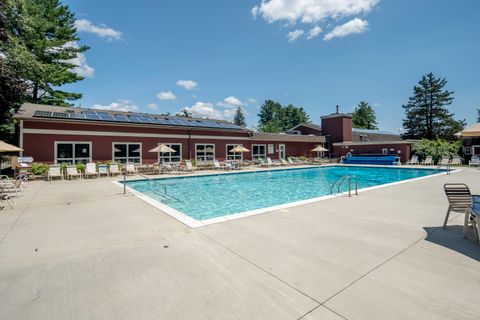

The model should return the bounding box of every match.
[113,166,461,228]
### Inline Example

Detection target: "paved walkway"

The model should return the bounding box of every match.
[0,167,479,319]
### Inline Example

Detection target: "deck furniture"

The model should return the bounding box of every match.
[47,165,63,181]
[109,164,121,176]
[421,156,433,165]
[443,183,480,240]
[213,160,224,170]
[0,175,24,196]
[98,164,109,177]
[84,163,98,178]
[66,165,81,180]
[469,156,480,167]
[450,156,462,166]
[184,160,196,172]
[406,155,419,165]
[438,157,450,166]
[125,163,137,175]
[0,193,14,209]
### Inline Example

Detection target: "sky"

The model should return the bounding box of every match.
[63,0,480,132]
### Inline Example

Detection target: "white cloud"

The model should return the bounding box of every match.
[156,91,176,100]
[147,103,160,111]
[287,29,304,42]
[248,98,258,104]
[324,18,369,41]
[183,102,220,119]
[91,100,138,112]
[307,25,322,40]
[64,41,94,78]
[252,0,379,24]
[75,19,122,41]
[218,96,244,107]
[176,80,198,90]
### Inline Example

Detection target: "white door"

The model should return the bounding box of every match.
[278,144,286,160]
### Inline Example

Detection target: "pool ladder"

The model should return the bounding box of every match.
[330,175,358,197]
[436,163,451,175]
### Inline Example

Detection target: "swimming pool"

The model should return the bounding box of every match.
[121,165,444,226]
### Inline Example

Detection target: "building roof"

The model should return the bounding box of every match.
[15,103,250,132]
[458,123,480,137]
[252,132,326,143]
[289,123,322,132]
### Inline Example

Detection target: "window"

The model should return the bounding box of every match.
[463,146,472,155]
[382,148,388,155]
[196,144,215,162]
[55,142,91,164]
[158,143,182,163]
[252,144,266,159]
[113,143,141,163]
[226,144,243,161]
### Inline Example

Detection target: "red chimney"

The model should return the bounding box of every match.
[321,107,352,143]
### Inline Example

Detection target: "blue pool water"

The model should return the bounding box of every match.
[124,166,440,221]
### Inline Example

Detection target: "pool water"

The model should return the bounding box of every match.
[123,166,441,221]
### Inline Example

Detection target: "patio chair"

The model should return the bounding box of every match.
[450,156,462,166]
[438,157,450,166]
[125,163,137,175]
[184,160,196,172]
[84,163,98,178]
[469,155,480,166]
[163,163,178,174]
[48,165,63,181]
[421,156,433,165]
[280,159,289,166]
[213,159,223,170]
[287,157,298,166]
[0,193,14,209]
[98,164,109,177]
[258,158,269,167]
[443,184,480,240]
[0,175,24,197]
[109,164,121,176]
[66,165,81,180]
[406,155,419,165]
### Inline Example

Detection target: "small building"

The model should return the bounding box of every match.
[289,112,414,163]
[458,123,480,163]
[14,103,326,164]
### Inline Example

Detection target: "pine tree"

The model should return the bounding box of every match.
[2,0,88,106]
[352,101,378,130]
[402,73,465,141]
[233,107,247,127]
[257,100,310,133]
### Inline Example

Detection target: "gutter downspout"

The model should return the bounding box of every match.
[19,120,24,157]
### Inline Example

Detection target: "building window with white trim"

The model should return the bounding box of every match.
[113,143,141,163]
[55,142,91,164]
[158,143,182,163]
[463,146,472,155]
[226,144,243,161]
[252,144,266,160]
[196,144,215,162]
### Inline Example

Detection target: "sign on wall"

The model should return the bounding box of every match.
[268,144,274,154]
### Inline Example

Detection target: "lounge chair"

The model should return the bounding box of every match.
[421,156,433,165]
[443,183,480,240]
[280,159,289,166]
[266,158,281,167]
[109,164,121,176]
[450,156,462,166]
[469,155,480,166]
[98,164,109,177]
[84,163,98,178]
[125,163,137,175]
[0,193,14,209]
[213,159,223,170]
[66,165,81,180]
[0,175,24,197]
[258,158,270,167]
[438,157,450,166]
[184,160,196,172]
[48,165,63,181]
[162,163,178,174]
[406,155,419,165]
[287,157,298,166]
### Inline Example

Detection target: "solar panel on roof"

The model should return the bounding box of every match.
[127,115,143,123]
[69,113,86,119]
[52,112,69,118]
[139,116,154,123]
[85,114,101,120]
[113,115,129,122]
[33,110,53,117]
[99,114,115,121]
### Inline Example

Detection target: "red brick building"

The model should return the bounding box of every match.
[15,103,326,164]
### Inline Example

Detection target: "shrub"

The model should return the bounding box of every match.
[75,163,86,173]
[59,162,69,173]
[31,163,48,176]
[413,139,461,164]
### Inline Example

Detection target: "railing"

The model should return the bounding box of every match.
[330,175,358,197]
[135,173,180,201]
[436,163,451,175]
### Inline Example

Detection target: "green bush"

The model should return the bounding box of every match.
[75,163,86,173]
[412,139,461,164]
[59,162,68,173]
[31,163,48,175]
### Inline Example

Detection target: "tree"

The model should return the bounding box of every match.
[176,109,192,117]
[2,0,88,106]
[257,100,310,133]
[402,73,465,141]
[233,107,247,127]
[352,101,378,130]
[412,139,461,164]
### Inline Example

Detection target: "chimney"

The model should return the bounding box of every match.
[336,105,339,114]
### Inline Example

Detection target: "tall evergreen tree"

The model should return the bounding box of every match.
[257,100,310,133]
[402,73,465,141]
[2,0,88,106]
[233,107,247,127]
[477,108,480,123]
[352,101,378,130]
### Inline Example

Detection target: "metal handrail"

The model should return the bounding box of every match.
[436,163,451,175]
[330,175,358,197]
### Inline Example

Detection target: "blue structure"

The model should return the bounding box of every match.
[342,155,400,165]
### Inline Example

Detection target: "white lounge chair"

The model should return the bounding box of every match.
[469,155,480,167]
[213,159,223,170]
[85,163,98,178]
[450,156,462,166]
[0,193,14,209]
[0,175,24,197]
[406,155,419,165]
[66,165,81,180]
[421,156,433,165]
[280,159,289,166]
[184,160,196,172]
[98,164,109,177]
[266,157,281,167]
[438,157,450,166]
[125,163,137,175]
[109,164,121,176]
[48,165,63,181]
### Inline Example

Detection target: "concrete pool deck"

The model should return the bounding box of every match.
[0,166,479,319]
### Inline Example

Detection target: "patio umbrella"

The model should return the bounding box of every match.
[149,144,176,164]
[230,146,250,153]
[310,146,329,152]
[0,140,23,174]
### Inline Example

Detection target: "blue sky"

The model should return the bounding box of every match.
[63,0,480,132]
